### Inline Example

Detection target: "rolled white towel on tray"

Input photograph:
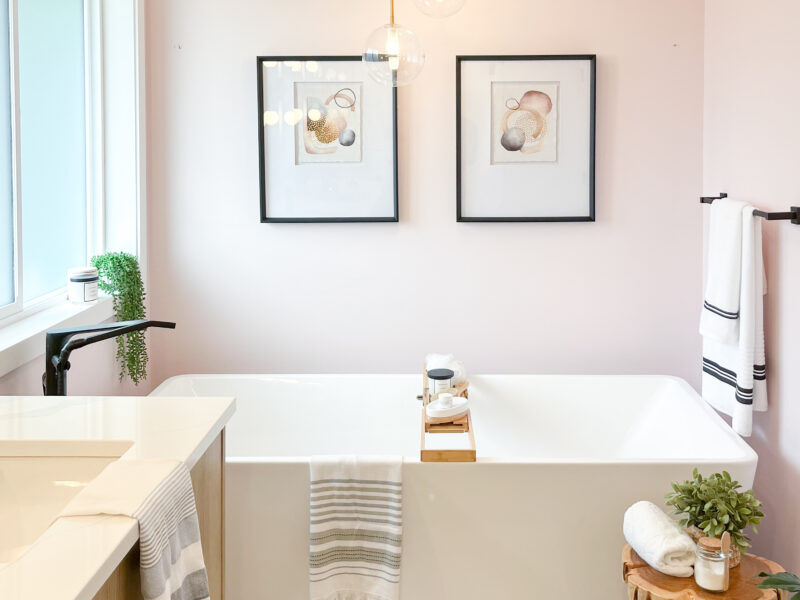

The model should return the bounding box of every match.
[623,501,696,578]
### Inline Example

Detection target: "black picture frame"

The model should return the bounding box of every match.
[456,54,596,222]
[257,56,399,223]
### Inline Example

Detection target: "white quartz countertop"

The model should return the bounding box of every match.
[0,394,235,600]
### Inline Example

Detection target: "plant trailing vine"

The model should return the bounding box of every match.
[665,468,763,553]
[91,252,148,384]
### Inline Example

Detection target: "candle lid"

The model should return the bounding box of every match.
[427,368,454,380]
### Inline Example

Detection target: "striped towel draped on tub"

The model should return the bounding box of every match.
[59,459,209,600]
[310,456,403,600]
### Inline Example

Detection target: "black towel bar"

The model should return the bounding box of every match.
[700,192,800,224]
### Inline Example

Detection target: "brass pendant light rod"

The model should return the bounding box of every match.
[390,0,395,25]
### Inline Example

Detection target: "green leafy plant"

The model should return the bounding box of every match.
[90,252,148,385]
[758,572,800,599]
[665,468,763,552]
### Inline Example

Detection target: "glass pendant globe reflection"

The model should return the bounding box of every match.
[363,24,425,87]
[415,0,465,18]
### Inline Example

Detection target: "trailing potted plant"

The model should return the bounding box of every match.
[758,571,800,599]
[91,252,148,385]
[666,469,763,568]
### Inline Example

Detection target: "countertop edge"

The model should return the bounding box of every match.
[0,395,237,600]
[75,398,236,600]
[183,400,236,471]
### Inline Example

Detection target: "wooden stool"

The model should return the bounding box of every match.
[622,545,787,600]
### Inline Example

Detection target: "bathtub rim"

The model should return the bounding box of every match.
[151,373,758,468]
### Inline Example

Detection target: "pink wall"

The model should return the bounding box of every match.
[145,0,705,386]
[0,338,148,396]
[704,0,800,572]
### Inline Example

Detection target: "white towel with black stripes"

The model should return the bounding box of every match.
[701,201,767,437]
[309,456,403,600]
[700,198,747,342]
[59,459,210,600]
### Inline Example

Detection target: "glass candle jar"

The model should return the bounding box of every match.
[427,368,454,397]
[67,267,99,303]
[694,536,730,592]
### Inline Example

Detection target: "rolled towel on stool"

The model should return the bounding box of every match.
[623,501,696,578]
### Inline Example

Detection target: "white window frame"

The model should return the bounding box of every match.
[0,0,106,323]
[0,0,146,377]
[0,0,22,321]
[85,0,105,261]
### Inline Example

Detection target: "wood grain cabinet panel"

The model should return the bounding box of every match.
[93,430,225,600]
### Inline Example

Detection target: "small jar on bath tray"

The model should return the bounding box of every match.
[427,368,455,398]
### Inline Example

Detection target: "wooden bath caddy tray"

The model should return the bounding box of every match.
[420,409,476,462]
[621,545,787,600]
[420,367,476,462]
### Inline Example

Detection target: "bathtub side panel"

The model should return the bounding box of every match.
[225,459,754,600]
[226,461,309,599]
[401,461,754,599]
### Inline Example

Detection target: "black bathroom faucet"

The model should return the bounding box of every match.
[43,320,176,396]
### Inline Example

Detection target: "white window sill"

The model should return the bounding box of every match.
[0,296,115,378]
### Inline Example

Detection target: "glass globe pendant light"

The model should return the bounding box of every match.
[415,0,465,18]
[363,0,425,87]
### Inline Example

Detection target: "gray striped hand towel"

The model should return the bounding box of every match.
[310,456,403,600]
[59,459,210,600]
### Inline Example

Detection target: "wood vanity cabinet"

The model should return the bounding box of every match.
[92,430,226,600]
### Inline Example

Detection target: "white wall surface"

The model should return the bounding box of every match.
[704,0,800,572]
[145,0,705,386]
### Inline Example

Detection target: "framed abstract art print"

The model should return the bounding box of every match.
[456,55,596,222]
[257,56,398,222]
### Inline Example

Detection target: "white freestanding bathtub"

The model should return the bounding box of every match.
[151,374,757,600]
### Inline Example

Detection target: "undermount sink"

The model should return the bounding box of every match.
[0,440,133,565]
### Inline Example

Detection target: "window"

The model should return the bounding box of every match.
[0,0,14,314]
[0,0,144,324]
[18,0,88,302]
